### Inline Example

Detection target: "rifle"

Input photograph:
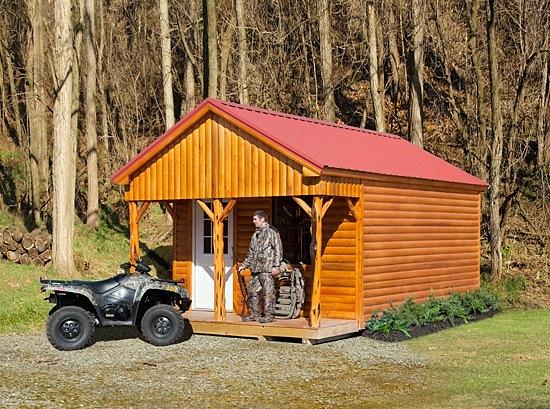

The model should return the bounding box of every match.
[232,245,248,315]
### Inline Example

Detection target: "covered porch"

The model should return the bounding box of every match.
[183,310,359,343]
[112,98,366,341]
[127,193,362,337]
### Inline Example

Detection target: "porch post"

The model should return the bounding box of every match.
[213,200,226,322]
[198,199,236,322]
[128,202,139,270]
[310,197,323,329]
[310,196,333,329]
[129,201,150,272]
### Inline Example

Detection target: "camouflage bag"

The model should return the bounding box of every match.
[274,260,306,319]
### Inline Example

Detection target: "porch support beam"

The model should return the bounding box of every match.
[137,201,150,222]
[196,199,214,221]
[345,197,359,221]
[209,199,237,322]
[310,196,333,329]
[128,202,140,272]
[292,197,312,217]
[163,201,178,222]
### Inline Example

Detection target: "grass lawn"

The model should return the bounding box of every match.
[405,309,550,408]
[0,262,53,333]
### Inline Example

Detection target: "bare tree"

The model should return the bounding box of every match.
[466,0,489,179]
[486,0,503,280]
[85,0,99,228]
[176,0,197,115]
[97,0,110,158]
[235,0,248,104]
[27,0,49,224]
[387,5,401,103]
[366,0,385,131]
[52,0,76,274]
[407,0,424,146]
[219,13,236,100]
[318,0,335,121]
[203,0,218,98]
[159,0,175,128]
[72,0,84,139]
[537,32,549,167]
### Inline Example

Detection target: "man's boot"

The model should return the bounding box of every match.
[258,316,273,323]
[241,314,257,322]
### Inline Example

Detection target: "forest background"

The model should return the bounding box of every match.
[0,0,548,306]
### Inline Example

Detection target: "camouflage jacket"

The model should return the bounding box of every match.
[242,224,283,273]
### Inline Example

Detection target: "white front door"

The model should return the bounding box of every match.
[192,201,233,311]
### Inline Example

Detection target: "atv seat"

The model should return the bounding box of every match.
[72,273,129,294]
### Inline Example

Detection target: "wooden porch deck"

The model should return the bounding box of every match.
[183,310,360,343]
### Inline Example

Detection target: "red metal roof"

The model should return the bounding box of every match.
[113,98,487,188]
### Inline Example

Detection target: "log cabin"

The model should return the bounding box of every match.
[112,98,487,343]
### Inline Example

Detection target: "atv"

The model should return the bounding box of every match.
[39,260,192,351]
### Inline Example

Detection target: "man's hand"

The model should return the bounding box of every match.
[271,267,279,276]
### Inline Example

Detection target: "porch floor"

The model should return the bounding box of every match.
[183,310,360,343]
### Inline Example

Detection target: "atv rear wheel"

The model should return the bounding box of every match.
[47,306,96,351]
[140,304,186,346]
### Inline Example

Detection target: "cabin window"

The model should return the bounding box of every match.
[272,197,312,264]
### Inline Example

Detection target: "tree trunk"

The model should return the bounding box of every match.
[366,1,385,131]
[27,0,49,224]
[97,0,110,157]
[71,0,84,140]
[235,0,248,104]
[537,33,549,167]
[179,0,196,115]
[52,0,76,275]
[486,0,503,280]
[388,5,401,103]
[467,0,488,180]
[407,0,424,146]
[0,46,8,141]
[85,0,99,228]
[2,32,25,147]
[203,0,218,98]
[219,14,236,100]
[318,0,335,121]
[159,0,175,128]
[432,2,468,148]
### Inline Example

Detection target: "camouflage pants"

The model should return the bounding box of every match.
[247,272,276,318]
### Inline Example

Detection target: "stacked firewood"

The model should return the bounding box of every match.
[0,227,52,266]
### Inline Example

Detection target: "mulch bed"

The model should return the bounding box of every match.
[363,310,498,342]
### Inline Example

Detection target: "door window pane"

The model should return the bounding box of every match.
[201,201,230,255]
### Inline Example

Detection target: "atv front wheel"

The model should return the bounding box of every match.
[47,306,96,351]
[140,304,186,346]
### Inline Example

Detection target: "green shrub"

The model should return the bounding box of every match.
[365,288,502,338]
[442,293,469,324]
[366,309,411,337]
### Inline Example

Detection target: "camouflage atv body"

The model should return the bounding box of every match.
[40,261,191,350]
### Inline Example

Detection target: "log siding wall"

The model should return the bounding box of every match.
[124,114,360,201]
[320,198,357,319]
[362,180,481,316]
[172,200,193,286]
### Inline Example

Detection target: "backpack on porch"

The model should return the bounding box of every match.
[274,259,305,319]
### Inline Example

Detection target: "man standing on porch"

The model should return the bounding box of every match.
[238,210,283,323]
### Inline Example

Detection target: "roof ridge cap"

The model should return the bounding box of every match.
[217,99,403,140]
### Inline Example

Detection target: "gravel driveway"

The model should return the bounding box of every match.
[0,328,429,408]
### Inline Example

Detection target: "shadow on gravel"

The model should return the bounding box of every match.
[91,319,194,345]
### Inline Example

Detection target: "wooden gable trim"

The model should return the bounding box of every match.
[113,104,211,184]
[113,102,321,186]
